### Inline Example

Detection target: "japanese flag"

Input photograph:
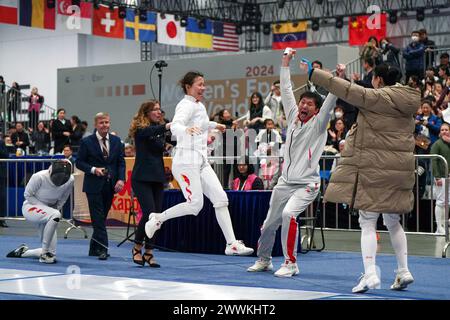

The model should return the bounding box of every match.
[157,13,185,46]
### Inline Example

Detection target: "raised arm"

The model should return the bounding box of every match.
[280,51,299,122]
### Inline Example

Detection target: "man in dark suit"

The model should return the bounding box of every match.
[0,138,8,227]
[76,112,125,260]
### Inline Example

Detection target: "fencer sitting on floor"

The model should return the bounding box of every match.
[6,160,74,264]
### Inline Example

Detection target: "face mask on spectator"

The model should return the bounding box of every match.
[411,36,419,42]
[335,111,343,119]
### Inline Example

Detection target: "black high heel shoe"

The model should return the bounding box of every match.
[143,252,160,268]
[132,247,144,266]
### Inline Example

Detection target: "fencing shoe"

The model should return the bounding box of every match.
[145,213,162,239]
[39,252,56,264]
[352,272,381,293]
[390,269,414,291]
[247,258,273,272]
[274,261,299,277]
[6,244,28,258]
[225,240,254,256]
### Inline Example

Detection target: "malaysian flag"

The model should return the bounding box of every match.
[212,21,239,51]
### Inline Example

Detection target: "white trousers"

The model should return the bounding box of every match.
[434,180,448,233]
[22,203,61,255]
[257,178,319,263]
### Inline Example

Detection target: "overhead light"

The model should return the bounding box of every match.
[277,0,286,9]
[109,2,114,11]
[316,0,323,4]
[180,16,188,27]
[262,23,271,35]
[139,8,147,22]
[254,24,260,33]
[400,11,408,18]
[93,0,99,10]
[71,0,80,6]
[335,17,343,29]
[416,8,425,21]
[389,10,398,24]
[174,14,180,21]
[118,5,127,19]
[432,8,440,15]
[311,18,320,31]
[160,12,166,19]
[292,21,299,28]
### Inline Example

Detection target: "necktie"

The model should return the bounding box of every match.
[101,137,108,159]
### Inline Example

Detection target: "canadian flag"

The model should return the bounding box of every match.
[157,13,185,46]
[92,4,123,39]
[56,0,92,34]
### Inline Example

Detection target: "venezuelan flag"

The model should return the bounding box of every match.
[19,0,55,29]
[272,21,307,50]
[125,9,156,42]
[186,17,212,49]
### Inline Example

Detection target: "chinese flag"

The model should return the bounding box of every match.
[348,14,386,46]
[92,4,123,39]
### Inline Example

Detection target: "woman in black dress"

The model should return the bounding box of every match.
[128,100,171,267]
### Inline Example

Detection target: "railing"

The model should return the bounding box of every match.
[1,84,56,134]
[0,158,86,239]
[423,47,450,75]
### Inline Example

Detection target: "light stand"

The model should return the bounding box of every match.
[155,60,168,103]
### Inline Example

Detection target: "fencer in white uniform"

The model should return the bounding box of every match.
[145,71,253,255]
[6,160,74,264]
[247,50,337,277]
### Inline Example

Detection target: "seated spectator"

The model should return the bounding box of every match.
[63,145,75,168]
[407,75,421,92]
[423,77,435,97]
[11,122,30,154]
[237,92,272,133]
[331,140,346,173]
[403,31,425,81]
[327,118,347,152]
[379,38,400,69]
[4,136,16,154]
[438,65,450,87]
[232,157,264,191]
[29,121,50,155]
[421,67,440,86]
[352,57,374,88]
[124,143,135,157]
[435,53,449,75]
[415,99,442,150]
[434,82,444,101]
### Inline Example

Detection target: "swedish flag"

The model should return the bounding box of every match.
[125,9,156,42]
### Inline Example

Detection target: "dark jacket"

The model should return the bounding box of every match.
[7,87,21,109]
[70,124,84,149]
[11,131,30,150]
[0,139,8,178]
[403,42,425,71]
[132,124,168,183]
[76,133,126,194]
[422,37,436,69]
[51,119,72,153]
[355,70,374,88]
[31,130,51,153]
[381,43,401,69]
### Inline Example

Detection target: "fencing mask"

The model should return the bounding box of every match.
[50,160,72,187]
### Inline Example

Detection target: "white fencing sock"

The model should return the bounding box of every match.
[435,205,445,234]
[214,206,236,244]
[42,218,59,254]
[384,214,408,271]
[361,225,378,274]
[22,248,42,258]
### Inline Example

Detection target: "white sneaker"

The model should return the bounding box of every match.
[247,259,273,272]
[352,272,381,293]
[39,252,56,264]
[390,269,414,291]
[274,261,299,277]
[145,213,162,239]
[225,240,254,256]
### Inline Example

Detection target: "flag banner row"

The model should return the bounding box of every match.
[0,1,388,49]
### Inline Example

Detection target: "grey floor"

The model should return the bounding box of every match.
[1,219,448,258]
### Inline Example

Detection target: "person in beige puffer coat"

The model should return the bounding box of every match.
[304,61,421,294]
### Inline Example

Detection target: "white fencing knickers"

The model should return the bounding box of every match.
[434,178,449,234]
[159,152,237,244]
[257,179,319,263]
[22,203,62,256]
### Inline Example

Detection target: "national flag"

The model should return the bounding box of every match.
[157,13,185,47]
[0,0,18,25]
[272,22,307,50]
[348,14,386,46]
[19,0,55,29]
[56,0,92,34]
[212,21,239,52]
[185,17,212,49]
[125,9,156,42]
[92,4,124,39]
